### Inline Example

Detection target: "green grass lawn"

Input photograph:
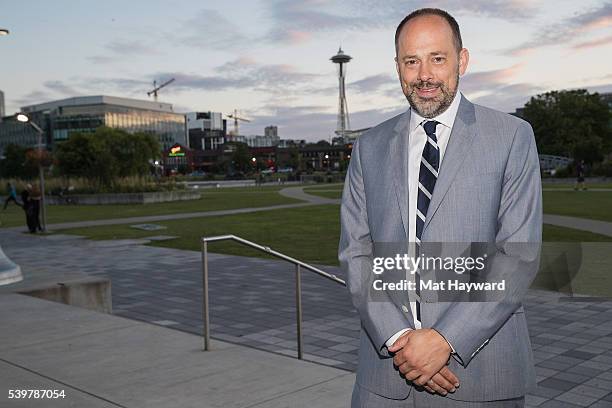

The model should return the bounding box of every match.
[533,242,612,298]
[0,186,302,228]
[303,190,343,199]
[61,204,342,265]
[543,191,612,222]
[303,184,343,200]
[542,182,612,189]
[304,186,612,223]
[3,183,610,230]
[57,204,612,296]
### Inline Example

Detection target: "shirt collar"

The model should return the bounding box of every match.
[409,91,462,133]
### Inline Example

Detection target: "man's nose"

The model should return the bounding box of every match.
[418,61,433,82]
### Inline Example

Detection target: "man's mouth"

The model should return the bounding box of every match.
[414,84,440,98]
[414,82,440,98]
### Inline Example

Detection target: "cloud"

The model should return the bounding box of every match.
[14,90,54,108]
[43,80,83,97]
[86,56,115,64]
[460,63,523,94]
[572,34,612,50]
[172,9,247,50]
[354,0,536,22]
[262,0,537,45]
[14,82,84,109]
[506,2,612,55]
[105,40,158,56]
[471,83,544,113]
[20,58,322,105]
[147,62,322,95]
[213,57,259,74]
[585,83,612,94]
[262,0,370,44]
[458,63,541,113]
[349,73,396,93]
[240,102,407,141]
[87,38,160,64]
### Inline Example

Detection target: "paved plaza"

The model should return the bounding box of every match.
[2,230,612,407]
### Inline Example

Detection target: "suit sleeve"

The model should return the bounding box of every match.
[339,139,412,357]
[431,120,542,367]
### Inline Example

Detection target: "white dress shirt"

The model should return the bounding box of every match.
[385,91,462,348]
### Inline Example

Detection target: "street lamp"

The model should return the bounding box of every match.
[0,28,9,36]
[17,113,47,232]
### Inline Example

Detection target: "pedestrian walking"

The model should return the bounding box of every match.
[3,182,21,210]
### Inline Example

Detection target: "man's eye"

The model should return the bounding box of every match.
[433,57,445,63]
[406,60,417,65]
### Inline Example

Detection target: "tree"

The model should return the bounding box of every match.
[522,89,611,163]
[55,127,161,189]
[228,142,250,172]
[0,143,39,179]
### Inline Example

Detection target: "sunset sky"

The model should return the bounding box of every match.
[1,0,611,141]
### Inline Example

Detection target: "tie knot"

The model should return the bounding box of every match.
[423,120,439,136]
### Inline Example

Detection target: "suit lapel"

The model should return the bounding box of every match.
[390,109,411,237]
[424,96,477,232]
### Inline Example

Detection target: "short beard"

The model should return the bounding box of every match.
[405,74,459,118]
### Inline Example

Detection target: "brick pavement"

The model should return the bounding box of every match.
[1,231,612,407]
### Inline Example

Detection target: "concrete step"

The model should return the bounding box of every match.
[0,294,354,408]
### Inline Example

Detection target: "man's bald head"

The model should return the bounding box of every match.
[395,8,462,56]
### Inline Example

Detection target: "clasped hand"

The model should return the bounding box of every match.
[388,329,460,396]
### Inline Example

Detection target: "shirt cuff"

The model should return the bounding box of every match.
[385,328,411,348]
[433,328,456,354]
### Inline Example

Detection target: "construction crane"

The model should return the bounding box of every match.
[147,78,175,102]
[226,109,251,140]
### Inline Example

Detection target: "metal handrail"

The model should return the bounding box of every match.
[201,234,346,359]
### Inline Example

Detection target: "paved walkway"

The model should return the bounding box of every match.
[278,185,340,205]
[1,231,612,407]
[544,214,612,238]
[0,293,354,408]
[4,202,315,232]
[2,186,337,233]
[4,186,612,239]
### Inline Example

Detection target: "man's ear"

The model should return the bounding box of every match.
[458,48,469,76]
[395,56,400,77]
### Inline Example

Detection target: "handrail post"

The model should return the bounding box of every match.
[295,264,303,359]
[202,240,210,351]
[200,234,346,358]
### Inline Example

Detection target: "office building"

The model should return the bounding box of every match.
[0,95,186,154]
[264,125,278,138]
[186,111,226,150]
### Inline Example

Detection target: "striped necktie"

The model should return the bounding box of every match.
[414,120,440,323]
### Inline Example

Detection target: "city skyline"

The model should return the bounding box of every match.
[1,0,611,141]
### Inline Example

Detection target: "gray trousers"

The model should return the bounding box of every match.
[352,384,525,408]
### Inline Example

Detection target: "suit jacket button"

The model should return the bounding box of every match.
[402,305,409,313]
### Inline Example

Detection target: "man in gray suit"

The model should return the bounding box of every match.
[339,8,542,407]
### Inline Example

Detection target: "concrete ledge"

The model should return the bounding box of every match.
[19,276,112,314]
[46,190,201,205]
[0,269,112,314]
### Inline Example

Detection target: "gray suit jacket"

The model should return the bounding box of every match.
[339,95,542,402]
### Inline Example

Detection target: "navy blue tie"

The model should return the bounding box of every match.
[414,120,440,323]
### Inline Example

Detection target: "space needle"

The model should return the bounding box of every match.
[331,47,352,140]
